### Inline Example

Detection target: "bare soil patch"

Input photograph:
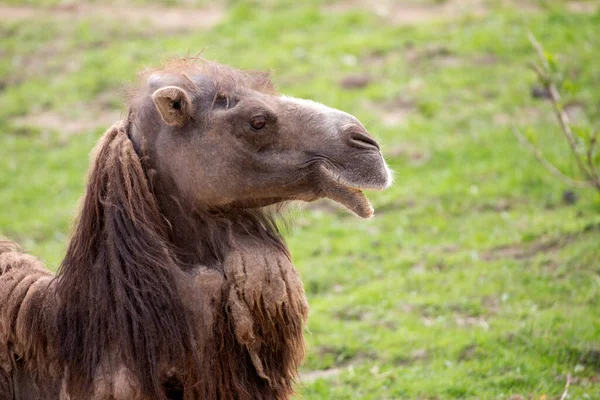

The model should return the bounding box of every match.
[393,348,429,365]
[324,0,488,25]
[567,1,600,13]
[458,344,479,361]
[300,350,375,383]
[405,44,462,67]
[300,367,345,383]
[454,314,490,330]
[0,4,224,32]
[473,53,499,66]
[12,104,123,141]
[339,74,372,90]
[481,295,501,314]
[481,235,577,261]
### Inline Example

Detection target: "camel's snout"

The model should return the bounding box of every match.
[315,121,392,218]
[332,124,392,191]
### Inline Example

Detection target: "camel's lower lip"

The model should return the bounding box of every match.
[318,166,375,218]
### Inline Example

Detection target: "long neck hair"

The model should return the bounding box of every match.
[55,121,200,399]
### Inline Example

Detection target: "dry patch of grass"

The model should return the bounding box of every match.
[12,106,122,140]
[324,0,489,25]
[567,1,600,14]
[481,234,577,261]
[0,3,224,32]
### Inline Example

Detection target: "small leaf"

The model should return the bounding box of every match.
[562,80,581,97]
[572,125,591,141]
[524,128,538,145]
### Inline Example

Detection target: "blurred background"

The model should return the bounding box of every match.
[1,0,600,398]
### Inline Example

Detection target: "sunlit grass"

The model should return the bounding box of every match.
[1,0,599,398]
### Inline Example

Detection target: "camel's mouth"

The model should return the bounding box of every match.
[318,165,389,219]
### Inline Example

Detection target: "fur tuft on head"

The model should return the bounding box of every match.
[126,56,277,112]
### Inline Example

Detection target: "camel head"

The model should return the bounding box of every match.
[128,59,392,218]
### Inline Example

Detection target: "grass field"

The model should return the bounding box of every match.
[1,0,600,398]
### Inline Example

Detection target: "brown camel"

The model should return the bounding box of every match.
[0,58,392,399]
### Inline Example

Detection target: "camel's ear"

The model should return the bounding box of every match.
[152,86,193,127]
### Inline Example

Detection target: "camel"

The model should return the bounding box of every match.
[0,58,392,399]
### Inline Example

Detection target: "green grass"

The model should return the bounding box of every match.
[1,0,600,398]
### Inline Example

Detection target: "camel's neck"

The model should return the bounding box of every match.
[155,193,288,271]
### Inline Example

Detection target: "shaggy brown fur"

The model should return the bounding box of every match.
[0,58,390,399]
[0,241,60,399]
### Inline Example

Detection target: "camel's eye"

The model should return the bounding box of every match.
[249,115,266,130]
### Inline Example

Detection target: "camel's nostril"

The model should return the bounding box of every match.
[349,133,380,151]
